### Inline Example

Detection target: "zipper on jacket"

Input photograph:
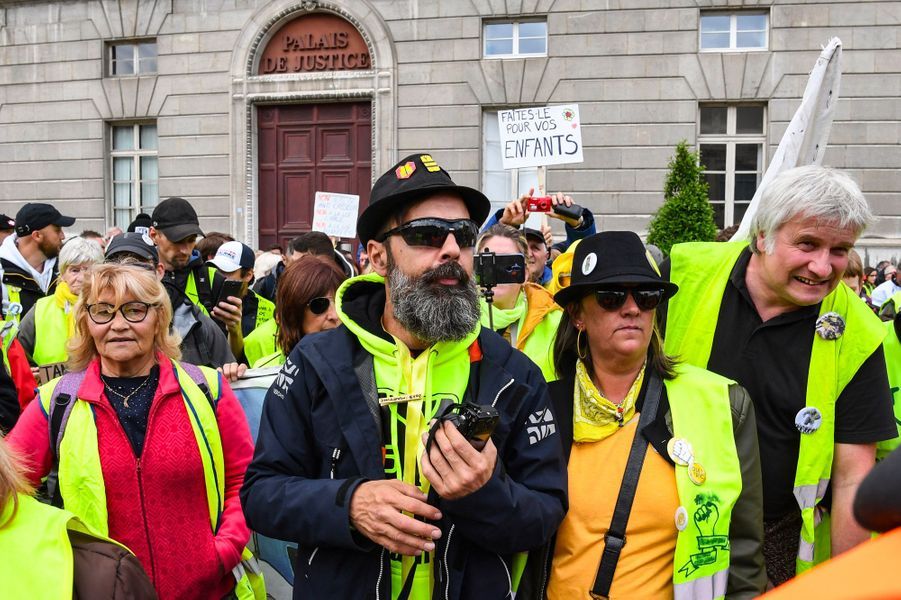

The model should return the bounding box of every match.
[538,543,551,599]
[375,547,386,600]
[135,458,157,583]
[443,524,455,600]
[496,554,512,598]
[329,447,342,479]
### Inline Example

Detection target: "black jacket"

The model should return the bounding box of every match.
[518,363,765,599]
[241,319,567,599]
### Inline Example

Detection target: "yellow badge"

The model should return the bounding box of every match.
[420,154,440,172]
[396,161,416,179]
[688,460,707,486]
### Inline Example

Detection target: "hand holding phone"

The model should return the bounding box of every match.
[216,279,245,307]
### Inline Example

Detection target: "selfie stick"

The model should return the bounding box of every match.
[477,250,497,331]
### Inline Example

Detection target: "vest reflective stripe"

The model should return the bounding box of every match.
[674,567,728,600]
[32,296,69,365]
[876,319,901,459]
[667,364,742,600]
[794,479,830,510]
[667,242,886,574]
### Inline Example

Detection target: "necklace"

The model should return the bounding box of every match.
[101,373,153,409]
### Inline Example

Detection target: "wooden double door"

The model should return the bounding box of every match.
[257,102,371,251]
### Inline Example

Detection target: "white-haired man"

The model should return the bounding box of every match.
[661,165,894,586]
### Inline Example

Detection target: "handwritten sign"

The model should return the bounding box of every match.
[37,362,67,385]
[312,191,360,239]
[498,104,583,169]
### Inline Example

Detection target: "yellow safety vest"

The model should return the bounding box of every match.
[40,359,265,599]
[253,291,274,328]
[0,493,130,599]
[2,284,23,322]
[0,320,16,375]
[667,364,742,600]
[666,241,886,574]
[876,319,901,460]
[244,318,278,368]
[32,295,69,366]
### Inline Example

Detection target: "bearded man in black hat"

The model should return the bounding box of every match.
[242,153,566,600]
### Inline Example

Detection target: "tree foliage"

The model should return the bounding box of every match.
[646,141,718,256]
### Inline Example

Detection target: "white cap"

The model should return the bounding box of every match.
[209,241,254,273]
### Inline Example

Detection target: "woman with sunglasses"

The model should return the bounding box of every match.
[519,231,765,599]
[7,263,260,599]
[243,255,346,368]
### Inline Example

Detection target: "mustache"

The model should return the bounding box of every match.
[420,261,470,286]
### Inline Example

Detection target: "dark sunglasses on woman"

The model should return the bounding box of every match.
[594,287,666,312]
[307,297,333,315]
[375,218,479,249]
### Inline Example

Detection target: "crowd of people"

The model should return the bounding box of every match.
[0,152,899,599]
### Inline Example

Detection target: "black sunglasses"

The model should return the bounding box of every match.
[375,218,478,249]
[594,288,666,312]
[307,296,333,315]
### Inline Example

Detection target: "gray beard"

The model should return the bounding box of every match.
[387,261,481,344]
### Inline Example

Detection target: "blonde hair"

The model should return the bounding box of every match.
[67,264,181,370]
[0,435,34,528]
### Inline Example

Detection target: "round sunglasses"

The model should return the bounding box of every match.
[375,218,478,249]
[594,288,666,312]
[307,296,333,315]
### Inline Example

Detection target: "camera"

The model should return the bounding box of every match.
[428,402,500,451]
[474,251,527,289]
[526,196,553,212]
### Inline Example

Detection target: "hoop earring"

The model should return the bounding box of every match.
[577,327,588,361]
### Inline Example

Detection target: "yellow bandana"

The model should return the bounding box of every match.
[573,360,644,443]
[53,281,79,337]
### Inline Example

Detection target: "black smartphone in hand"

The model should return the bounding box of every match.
[215,279,244,307]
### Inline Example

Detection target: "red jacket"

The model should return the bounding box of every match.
[9,354,254,600]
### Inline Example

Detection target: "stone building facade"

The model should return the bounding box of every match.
[0,0,898,260]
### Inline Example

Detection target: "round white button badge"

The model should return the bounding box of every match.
[581,252,597,276]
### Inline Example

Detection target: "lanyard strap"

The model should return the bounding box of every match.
[590,370,663,600]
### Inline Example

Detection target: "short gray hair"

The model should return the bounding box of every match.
[750,165,875,254]
[59,237,103,272]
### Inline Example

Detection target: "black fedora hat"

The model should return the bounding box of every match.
[553,231,678,307]
[357,153,491,244]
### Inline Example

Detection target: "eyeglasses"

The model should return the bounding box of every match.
[594,288,666,312]
[87,301,157,324]
[307,297,333,315]
[375,218,479,249]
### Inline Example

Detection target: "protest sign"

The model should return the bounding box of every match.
[37,362,67,385]
[312,191,360,239]
[498,104,583,169]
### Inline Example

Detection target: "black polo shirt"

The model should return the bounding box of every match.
[663,248,895,520]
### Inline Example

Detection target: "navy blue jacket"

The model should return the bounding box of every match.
[241,324,567,599]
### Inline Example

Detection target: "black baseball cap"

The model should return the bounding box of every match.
[523,228,546,247]
[0,214,14,231]
[127,212,153,234]
[14,203,76,236]
[151,197,204,242]
[357,153,491,244]
[553,231,678,307]
[105,232,159,264]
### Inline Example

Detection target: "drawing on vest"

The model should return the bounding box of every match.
[679,493,730,576]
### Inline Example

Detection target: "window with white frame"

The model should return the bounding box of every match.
[484,20,548,58]
[700,12,768,51]
[107,40,158,76]
[110,123,159,231]
[483,111,539,216]
[697,105,766,229]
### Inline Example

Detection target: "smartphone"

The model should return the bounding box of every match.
[215,279,244,306]
[474,252,527,288]
[526,196,553,212]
